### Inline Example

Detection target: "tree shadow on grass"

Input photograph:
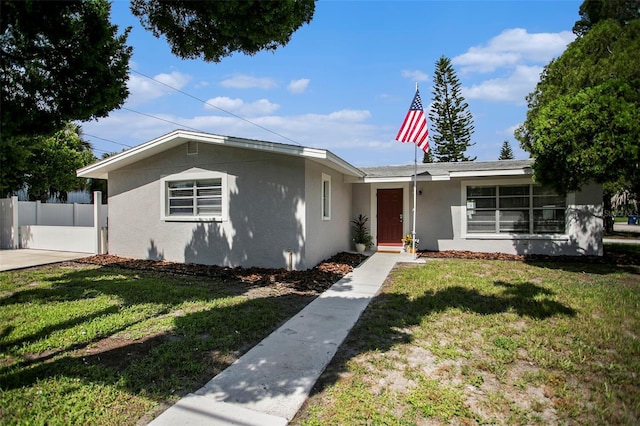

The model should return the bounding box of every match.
[310,275,576,395]
[0,266,319,407]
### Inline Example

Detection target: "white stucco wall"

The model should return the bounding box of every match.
[304,160,353,266]
[107,143,309,269]
[354,178,603,256]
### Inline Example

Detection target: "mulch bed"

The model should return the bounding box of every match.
[418,249,640,266]
[75,246,639,297]
[77,252,368,293]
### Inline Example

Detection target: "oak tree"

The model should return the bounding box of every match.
[515,14,640,195]
[130,0,316,62]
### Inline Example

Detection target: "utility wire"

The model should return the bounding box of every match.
[131,69,302,146]
[121,107,206,132]
[83,133,133,148]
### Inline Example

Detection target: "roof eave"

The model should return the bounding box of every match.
[448,168,533,178]
[77,130,365,179]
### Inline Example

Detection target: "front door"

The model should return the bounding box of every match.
[377,188,403,245]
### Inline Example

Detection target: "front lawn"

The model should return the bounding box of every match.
[294,257,640,425]
[0,254,362,425]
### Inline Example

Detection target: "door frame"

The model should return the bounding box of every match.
[369,183,411,246]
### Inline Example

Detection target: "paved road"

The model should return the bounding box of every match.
[613,222,640,234]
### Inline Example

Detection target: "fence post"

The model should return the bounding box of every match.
[93,191,102,254]
[35,200,41,225]
[73,203,79,226]
[11,196,19,249]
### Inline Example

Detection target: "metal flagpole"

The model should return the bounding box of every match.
[412,82,418,260]
[413,134,418,260]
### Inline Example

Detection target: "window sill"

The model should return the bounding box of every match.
[463,233,569,241]
[162,215,224,222]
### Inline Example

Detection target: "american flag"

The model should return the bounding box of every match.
[396,89,429,153]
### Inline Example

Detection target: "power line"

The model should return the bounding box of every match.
[83,133,133,148]
[131,69,302,146]
[121,107,206,132]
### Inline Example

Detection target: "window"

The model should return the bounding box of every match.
[322,173,331,220]
[466,184,565,234]
[161,172,227,221]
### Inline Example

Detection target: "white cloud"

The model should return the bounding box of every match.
[220,74,277,89]
[83,106,382,157]
[204,96,280,116]
[453,28,575,73]
[501,124,521,137]
[327,109,371,122]
[126,71,191,105]
[287,78,310,94]
[401,70,429,82]
[463,65,543,104]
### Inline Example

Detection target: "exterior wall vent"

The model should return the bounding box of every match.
[187,141,198,155]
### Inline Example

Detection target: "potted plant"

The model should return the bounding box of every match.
[351,214,373,253]
[402,233,419,253]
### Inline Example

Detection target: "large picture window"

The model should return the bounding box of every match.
[466,184,566,234]
[161,172,227,221]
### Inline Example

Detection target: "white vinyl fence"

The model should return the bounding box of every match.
[0,192,107,254]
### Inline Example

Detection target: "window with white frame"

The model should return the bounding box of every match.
[161,172,227,221]
[322,173,331,220]
[466,184,566,234]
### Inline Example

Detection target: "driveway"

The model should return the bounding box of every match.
[0,249,91,272]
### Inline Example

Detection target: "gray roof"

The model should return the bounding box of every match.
[360,159,533,179]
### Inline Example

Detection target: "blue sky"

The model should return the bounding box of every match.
[82,0,582,167]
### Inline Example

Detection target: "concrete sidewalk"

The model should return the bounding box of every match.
[0,249,90,272]
[149,251,423,426]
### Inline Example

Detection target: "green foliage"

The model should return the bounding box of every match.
[130,0,316,62]
[0,135,36,197]
[516,17,640,194]
[297,258,640,425]
[7,123,97,202]
[429,56,476,162]
[422,149,434,163]
[0,0,132,138]
[351,214,373,248]
[498,140,515,160]
[0,264,313,424]
[573,0,640,36]
[0,0,131,197]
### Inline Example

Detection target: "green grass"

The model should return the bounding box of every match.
[0,263,315,425]
[614,216,636,223]
[294,258,640,425]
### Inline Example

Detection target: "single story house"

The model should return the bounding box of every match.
[77,130,603,269]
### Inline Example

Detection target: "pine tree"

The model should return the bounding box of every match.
[499,140,515,160]
[429,56,475,162]
[422,149,434,163]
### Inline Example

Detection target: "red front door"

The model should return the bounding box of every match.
[377,188,403,245]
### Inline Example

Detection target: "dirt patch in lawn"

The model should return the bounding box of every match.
[65,252,368,374]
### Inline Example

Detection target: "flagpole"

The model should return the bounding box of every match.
[412,82,418,260]
[413,131,418,260]
[396,82,427,261]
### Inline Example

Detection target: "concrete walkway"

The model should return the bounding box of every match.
[149,251,423,426]
[0,249,90,272]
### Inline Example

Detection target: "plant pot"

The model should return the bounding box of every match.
[355,243,366,253]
